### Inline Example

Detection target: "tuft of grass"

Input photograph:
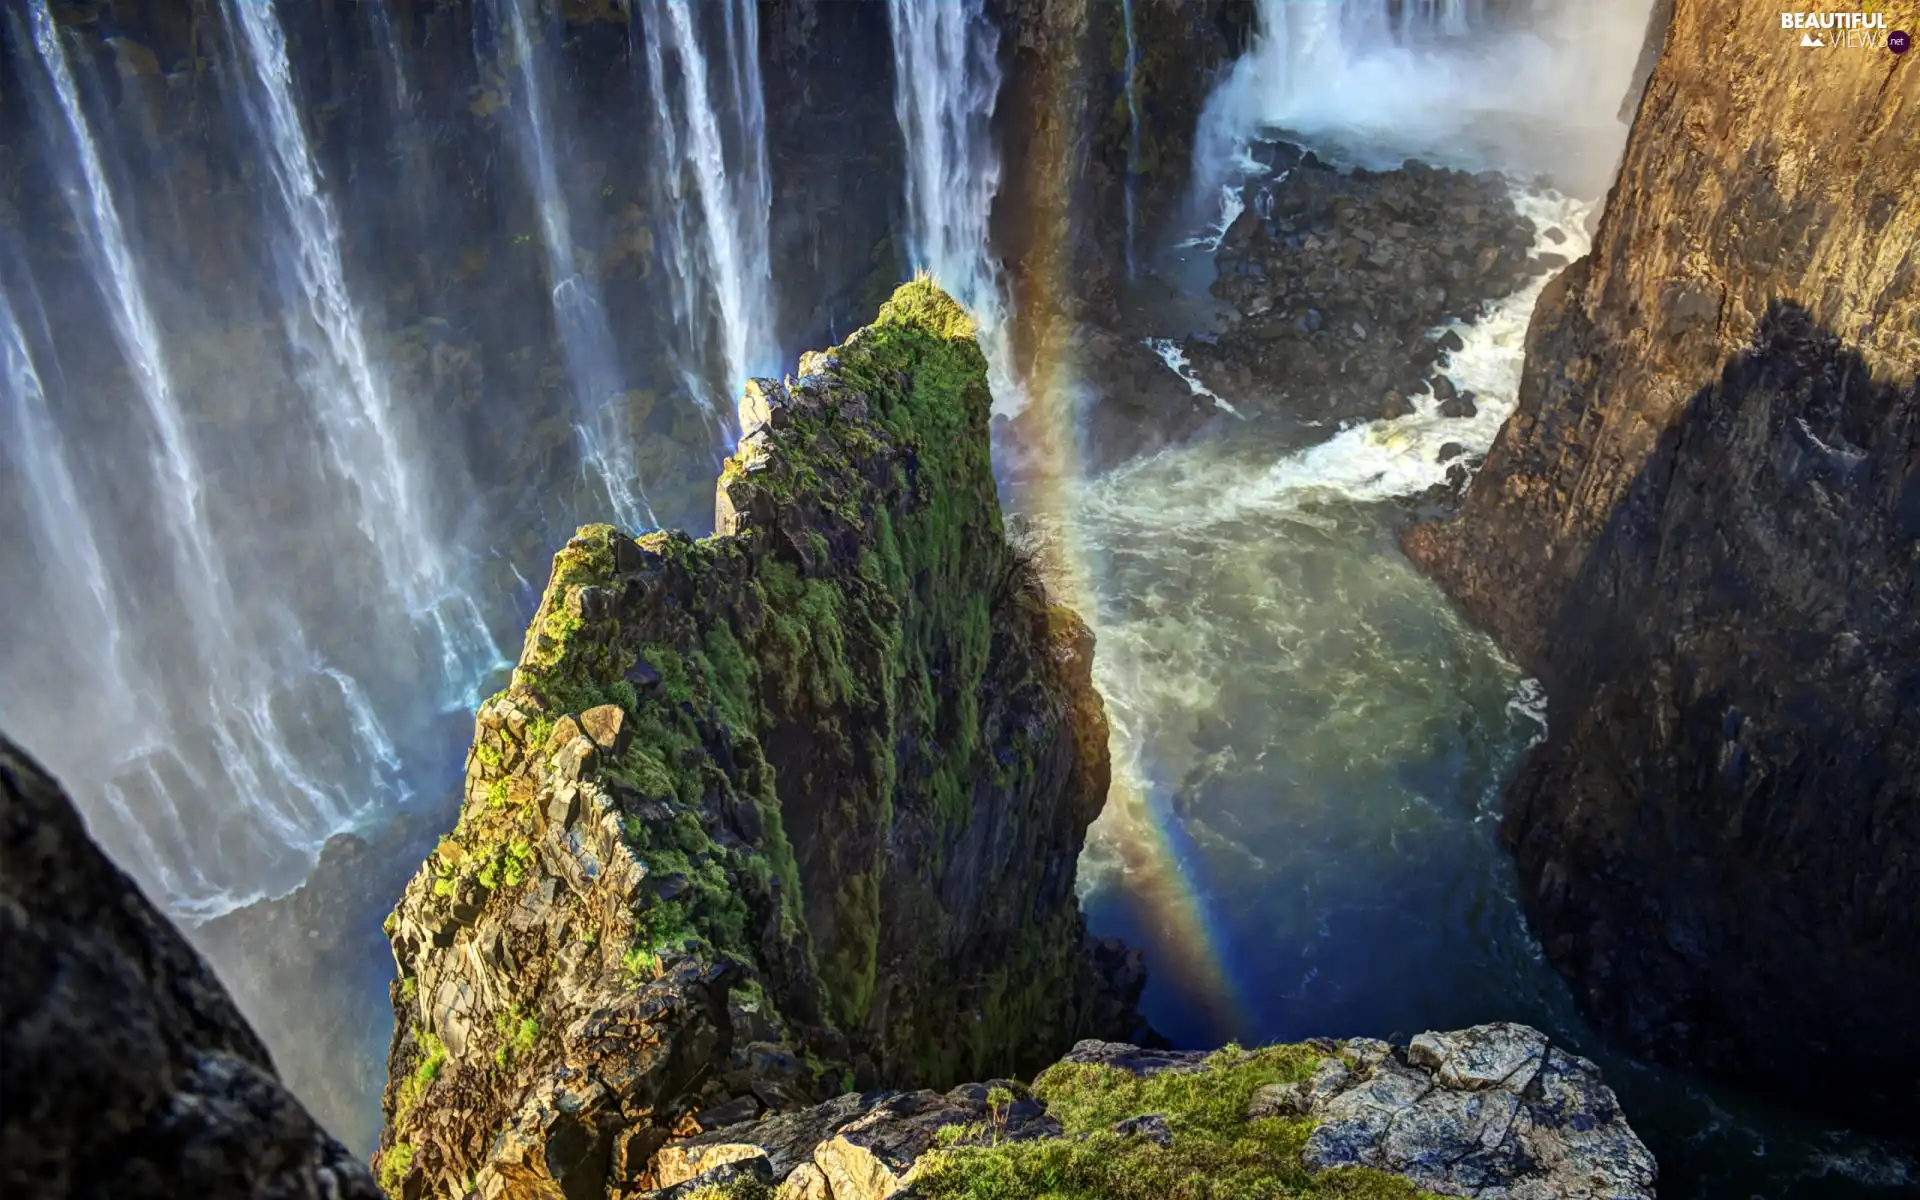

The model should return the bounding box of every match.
[911,1045,1437,1200]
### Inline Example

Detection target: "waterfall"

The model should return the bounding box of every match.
[225,0,503,708]
[0,282,131,691]
[26,0,236,664]
[1121,0,1142,279]
[886,0,1024,416]
[499,0,654,532]
[9,0,413,916]
[1191,0,1647,198]
[635,0,777,427]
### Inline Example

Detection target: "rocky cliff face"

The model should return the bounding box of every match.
[0,734,380,1200]
[1404,0,1920,1127]
[992,0,1253,309]
[376,281,1140,1199]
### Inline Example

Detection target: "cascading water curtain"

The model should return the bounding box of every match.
[498,0,656,532]
[885,0,1024,416]
[0,0,499,917]
[634,0,778,439]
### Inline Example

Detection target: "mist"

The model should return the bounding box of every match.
[1192,0,1662,199]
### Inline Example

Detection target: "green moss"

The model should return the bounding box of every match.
[378,1142,415,1195]
[683,1181,774,1200]
[912,1045,1435,1200]
[491,1005,541,1070]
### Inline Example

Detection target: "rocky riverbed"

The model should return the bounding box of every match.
[1187,144,1566,429]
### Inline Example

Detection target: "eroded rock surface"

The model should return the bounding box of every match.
[1192,146,1546,427]
[377,282,1141,1199]
[1301,1026,1655,1200]
[632,1024,1653,1200]
[0,735,381,1200]
[1403,0,1920,1127]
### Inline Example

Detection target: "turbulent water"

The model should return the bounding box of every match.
[1066,2,1914,1195]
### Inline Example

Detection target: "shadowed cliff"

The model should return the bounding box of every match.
[1404,0,1920,1129]
[375,281,1142,1198]
[0,735,382,1200]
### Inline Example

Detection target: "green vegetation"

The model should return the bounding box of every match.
[491,1005,541,1071]
[912,1046,1435,1200]
[388,279,1097,1153]
[682,1182,773,1200]
[378,1142,414,1195]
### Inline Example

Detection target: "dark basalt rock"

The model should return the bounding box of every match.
[1404,0,1920,1131]
[1175,146,1546,429]
[0,735,381,1200]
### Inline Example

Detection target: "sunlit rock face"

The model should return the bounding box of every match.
[1406,0,1920,1129]
[375,283,1141,1199]
[0,734,380,1200]
[635,1024,1655,1200]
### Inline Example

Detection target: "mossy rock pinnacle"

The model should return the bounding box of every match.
[376,281,1138,1199]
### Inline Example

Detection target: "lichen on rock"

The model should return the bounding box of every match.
[632,1023,1655,1200]
[377,280,1139,1199]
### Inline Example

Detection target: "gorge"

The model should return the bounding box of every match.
[2,1,1916,1198]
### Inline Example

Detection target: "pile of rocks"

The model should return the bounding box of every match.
[637,1024,1657,1200]
[1188,144,1561,426]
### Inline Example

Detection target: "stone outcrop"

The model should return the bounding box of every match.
[1196,143,1547,426]
[376,281,1141,1199]
[1404,0,1920,1127]
[632,1024,1655,1200]
[0,734,381,1200]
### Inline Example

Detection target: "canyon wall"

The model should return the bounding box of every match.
[1405,0,1920,1127]
[375,281,1140,1198]
[992,0,1254,309]
[0,735,380,1200]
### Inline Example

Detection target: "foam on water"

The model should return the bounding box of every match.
[1218,186,1592,509]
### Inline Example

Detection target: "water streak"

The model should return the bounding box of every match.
[638,0,778,424]
[500,0,653,531]
[886,0,1024,415]
[1121,0,1142,278]
[227,0,504,704]
[0,283,130,686]
[28,0,234,662]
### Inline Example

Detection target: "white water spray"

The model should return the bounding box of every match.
[887,0,1024,416]
[636,0,778,424]
[1192,0,1653,202]
[227,0,504,704]
[1145,337,1241,416]
[500,0,653,531]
